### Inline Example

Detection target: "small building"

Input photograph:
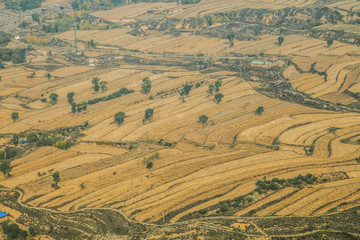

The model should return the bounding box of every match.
[88,58,98,67]
[250,60,284,69]
[0,211,8,222]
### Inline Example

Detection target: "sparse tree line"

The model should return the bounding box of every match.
[113,108,154,126]
[110,76,265,128]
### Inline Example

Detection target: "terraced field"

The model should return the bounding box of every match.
[1,0,360,238]
[92,0,320,21]
[0,54,360,224]
[55,30,360,57]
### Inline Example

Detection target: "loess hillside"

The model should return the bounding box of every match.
[1,0,360,239]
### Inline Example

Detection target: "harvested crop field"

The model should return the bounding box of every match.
[0,57,360,223]
[1,1,360,236]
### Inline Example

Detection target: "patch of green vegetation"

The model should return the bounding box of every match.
[88,87,134,105]
[255,174,317,194]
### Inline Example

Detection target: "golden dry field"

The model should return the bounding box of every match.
[1,55,360,224]
[1,0,360,238]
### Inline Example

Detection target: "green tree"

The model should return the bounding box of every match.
[114,111,125,125]
[46,73,51,80]
[26,132,38,142]
[214,80,222,92]
[180,83,192,102]
[67,92,75,104]
[198,115,208,125]
[4,147,17,159]
[141,77,151,94]
[52,171,60,188]
[99,81,108,92]
[92,77,100,92]
[1,221,28,239]
[183,83,192,96]
[143,108,154,123]
[87,39,96,48]
[0,161,11,176]
[255,106,264,115]
[11,134,19,145]
[214,93,224,104]
[49,93,58,103]
[71,102,76,113]
[146,161,153,169]
[32,13,40,24]
[326,39,333,47]
[208,84,215,94]
[227,33,235,47]
[277,36,284,46]
[11,112,19,122]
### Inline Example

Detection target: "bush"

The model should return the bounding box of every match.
[182,0,201,4]
[38,136,54,146]
[4,147,18,159]
[27,132,39,142]
[0,161,11,175]
[269,182,280,190]
[141,77,151,94]
[255,106,264,115]
[49,93,58,103]
[1,221,28,239]
[220,205,228,212]
[198,115,208,124]
[114,112,126,125]
[146,161,153,169]
[198,209,208,214]
[235,196,244,204]
[88,88,134,105]
[214,93,224,103]
[143,108,154,122]
[55,141,69,150]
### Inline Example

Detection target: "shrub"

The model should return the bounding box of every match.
[278,36,284,46]
[141,77,151,94]
[26,132,39,142]
[198,115,208,124]
[11,112,19,122]
[220,205,228,212]
[255,106,264,115]
[214,93,224,103]
[55,141,69,150]
[1,221,28,239]
[67,92,75,104]
[269,182,280,190]
[49,93,58,103]
[146,161,153,169]
[235,196,244,204]
[92,77,100,92]
[182,0,201,4]
[143,108,154,122]
[114,112,126,125]
[87,88,133,105]
[4,147,18,159]
[0,161,11,175]
[198,209,208,214]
